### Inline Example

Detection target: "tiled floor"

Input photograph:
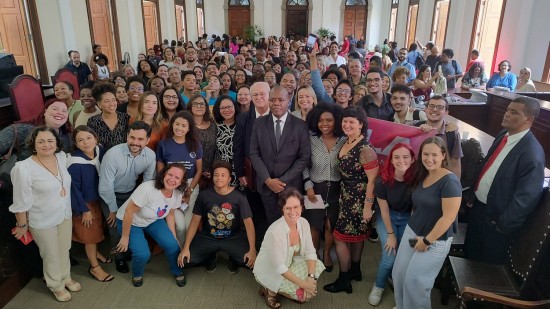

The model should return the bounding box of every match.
[5,241,457,308]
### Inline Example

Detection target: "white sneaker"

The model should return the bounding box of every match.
[368,285,384,306]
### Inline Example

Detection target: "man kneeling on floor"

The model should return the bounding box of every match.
[178,160,257,275]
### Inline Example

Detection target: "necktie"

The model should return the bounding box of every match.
[275,119,282,149]
[475,135,508,191]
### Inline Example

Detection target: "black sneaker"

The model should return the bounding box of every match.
[368,228,379,243]
[227,257,239,274]
[205,255,217,273]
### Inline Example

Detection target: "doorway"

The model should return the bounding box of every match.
[175,0,187,42]
[405,1,419,48]
[285,0,308,37]
[142,0,161,49]
[343,0,368,40]
[87,0,120,71]
[470,0,506,75]
[431,0,450,50]
[228,0,251,38]
[0,0,37,76]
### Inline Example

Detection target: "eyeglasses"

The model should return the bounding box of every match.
[336,89,351,94]
[219,105,234,111]
[129,86,144,92]
[163,95,179,100]
[366,78,381,83]
[192,102,206,107]
[426,104,446,111]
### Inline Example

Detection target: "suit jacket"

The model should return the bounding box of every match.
[481,130,545,234]
[233,105,257,178]
[249,113,311,195]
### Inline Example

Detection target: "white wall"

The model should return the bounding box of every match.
[115,0,145,68]
[36,0,92,79]
[159,0,176,42]
[204,0,226,37]
[185,0,198,42]
[518,0,550,81]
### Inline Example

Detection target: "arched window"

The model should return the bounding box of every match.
[346,0,366,5]
[196,0,205,37]
[344,0,368,40]
[389,0,399,42]
[287,0,307,5]
[229,0,250,4]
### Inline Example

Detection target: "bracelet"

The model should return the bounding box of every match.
[266,178,272,186]
[364,197,375,204]
[422,237,432,246]
[387,232,394,235]
[15,223,28,228]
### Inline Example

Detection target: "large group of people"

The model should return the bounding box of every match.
[3,31,546,309]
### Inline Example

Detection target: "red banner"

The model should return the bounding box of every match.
[367,118,435,162]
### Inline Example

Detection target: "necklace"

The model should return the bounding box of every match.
[346,134,362,145]
[35,155,66,197]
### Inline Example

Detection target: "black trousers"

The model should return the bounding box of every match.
[188,233,250,267]
[464,198,511,264]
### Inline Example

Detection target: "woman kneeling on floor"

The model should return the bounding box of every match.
[115,163,187,287]
[254,188,325,308]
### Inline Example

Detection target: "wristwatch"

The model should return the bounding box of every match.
[308,273,317,280]
[422,237,432,246]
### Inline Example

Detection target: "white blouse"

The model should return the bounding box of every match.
[253,217,317,292]
[9,152,72,229]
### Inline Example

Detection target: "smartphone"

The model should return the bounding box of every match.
[218,51,226,56]
[12,227,33,245]
[305,33,318,53]
[408,238,418,248]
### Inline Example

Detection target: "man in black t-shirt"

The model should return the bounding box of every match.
[179,161,256,276]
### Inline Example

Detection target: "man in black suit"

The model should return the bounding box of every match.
[233,82,271,244]
[465,96,545,264]
[249,86,311,224]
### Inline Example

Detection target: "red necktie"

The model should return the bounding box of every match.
[475,135,508,191]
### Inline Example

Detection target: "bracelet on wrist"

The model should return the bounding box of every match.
[387,232,394,235]
[422,237,432,246]
[16,223,28,228]
[364,197,375,204]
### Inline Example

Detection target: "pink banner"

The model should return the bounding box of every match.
[367,118,435,162]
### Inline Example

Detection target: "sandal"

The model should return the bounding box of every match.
[259,286,281,309]
[175,272,186,287]
[97,255,112,264]
[132,276,143,287]
[65,280,81,292]
[53,290,71,302]
[88,265,114,282]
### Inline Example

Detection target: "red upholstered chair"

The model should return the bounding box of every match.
[8,74,45,122]
[52,68,80,100]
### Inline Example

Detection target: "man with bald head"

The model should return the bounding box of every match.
[249,86,311,224]
[234,54,252,76]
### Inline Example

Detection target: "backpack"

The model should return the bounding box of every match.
[415,53,425,70]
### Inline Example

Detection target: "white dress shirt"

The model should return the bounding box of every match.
[475,129,530,204]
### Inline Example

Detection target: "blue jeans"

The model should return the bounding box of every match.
[374,209,410,288]
[392,225,453,309]
[116,219,182,277]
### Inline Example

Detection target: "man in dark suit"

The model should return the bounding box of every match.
[249,86,311,224]
[233,82,271,244]
[465,96,545,264]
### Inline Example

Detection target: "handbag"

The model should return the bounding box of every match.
[0,125,20,190]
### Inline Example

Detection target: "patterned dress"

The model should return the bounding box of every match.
[216,123,238,187]
[198,122,218,175]
[333,139,374,242]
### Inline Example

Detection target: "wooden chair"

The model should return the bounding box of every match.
[448,187,550,308]
[8,74,45,122]
[51,68,80,100]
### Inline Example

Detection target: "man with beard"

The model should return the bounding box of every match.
[388,48,417,84]
[181,47,203,71]
[283,51,298,73]
[357,67,393,121]
[280,72,297,110]
[99,121,156,273]
[65,50,93,85]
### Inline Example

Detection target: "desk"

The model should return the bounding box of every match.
[447,92,488,129]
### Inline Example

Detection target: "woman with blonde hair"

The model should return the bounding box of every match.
[516,67,536,92]
[353,85,368,105]
[292,85,318,121]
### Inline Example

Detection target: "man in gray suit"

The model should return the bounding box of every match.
[249,86,311,224]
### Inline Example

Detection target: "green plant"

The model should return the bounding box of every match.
[316,27,335,39]
[243,25,264,45]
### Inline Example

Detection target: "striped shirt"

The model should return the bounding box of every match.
[303,135,345,190]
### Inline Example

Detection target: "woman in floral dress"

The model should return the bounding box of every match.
[323,106,379,294]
